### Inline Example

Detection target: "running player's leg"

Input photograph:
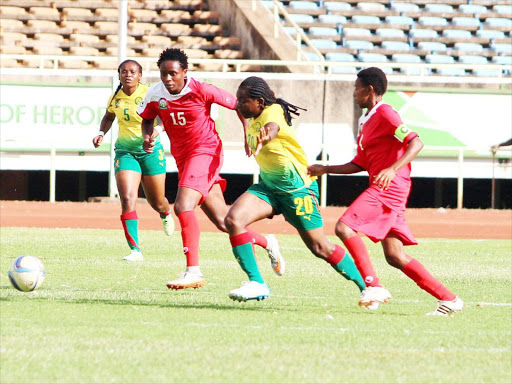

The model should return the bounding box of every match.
[382,234,461,315]
[116,169,143,260]
[141,173,173,235]
[298,228,366,293]
[225,192,274,301]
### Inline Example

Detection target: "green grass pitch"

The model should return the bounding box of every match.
[1,227,511,383]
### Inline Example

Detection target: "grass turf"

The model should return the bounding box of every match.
[0,227,511,383]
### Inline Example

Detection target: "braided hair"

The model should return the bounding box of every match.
[157,48,188,69]
[239,76,306,125]
[109,59,142,107]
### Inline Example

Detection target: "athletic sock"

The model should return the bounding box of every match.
[186,266,202,277]
[245,227,268,249]
[230,232,264,284]
[326,245,366,292]
[120,210,140,252]
[343,235,381,287]
[402,258,456,301]
[177,211,200,267]
[159,207,171,219]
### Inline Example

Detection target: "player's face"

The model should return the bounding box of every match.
[236,87,263,119]
[160,60,187,94]
[353,78,371,109]
[119,62,141,89]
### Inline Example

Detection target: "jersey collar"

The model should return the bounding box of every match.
[161,75,193,101]
[358,101,385,132]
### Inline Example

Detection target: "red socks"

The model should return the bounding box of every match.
[326,245,345,266]
[402,258,456,301]
[245,228,268,249]
[177,211,200,267]
[343,235,381,287]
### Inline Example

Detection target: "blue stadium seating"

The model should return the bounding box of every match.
[409,29,439,39]
[309,27,338,37]
[454,43,484,53]
[425,4,454,13]
[325,52,355,62]
[476,30,505,39]
[304,52,324,61]
[458,55,488,65]
[324,2,351,11]
[318,14,347,24]
[385,15,414,26]
[352,15,381,25]
[493,5,512,15]
[458,4,488,14]
[288,14,315,24]
[343,28,372,37]
[452,17,481,28]
[391,3,419,12]
[309,39,338,49]
[485,18,512,29]
[437,67,466,76]
[426,54,455,64]
[392,54,422,64]
[376,28,405,38]
[381,41,411,51]
[491,43,512,54]
[289,1,318,10]
[418,41,448,52]
[345,40,374,50]
[419,16,449,27]
[473,69,504,77]
[442,29,472,39]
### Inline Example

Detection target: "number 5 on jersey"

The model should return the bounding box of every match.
[170,112,186,126]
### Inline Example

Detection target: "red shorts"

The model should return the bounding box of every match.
[177,153,226,205]
[340,188,417,245]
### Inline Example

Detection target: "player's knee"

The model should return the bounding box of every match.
[224,212,239,232]
[307,241,330,259]
[334,221,351,240]
[149,199,168,213]
[384,250,405,269]
[120,194,137,211]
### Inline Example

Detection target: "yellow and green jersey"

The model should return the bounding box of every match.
[247,104,314,193]
[107,83,160,154]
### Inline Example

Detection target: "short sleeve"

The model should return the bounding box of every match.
[137,96,158,120]
[381,105,418,144]
[106,94,115,114]
[199,81,237,110]
[351,152,366,170]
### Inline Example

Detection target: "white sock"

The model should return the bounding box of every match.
[186,266,202,276]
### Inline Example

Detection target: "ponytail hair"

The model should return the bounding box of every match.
[238,76,306,125]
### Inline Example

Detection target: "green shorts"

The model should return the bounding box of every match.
[247,180,323,231]
[114,142,166,176]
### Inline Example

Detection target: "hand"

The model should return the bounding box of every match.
[143,135,155,153]
[150,130,160,141]
[307,164,326,177]
[254,126,271,156]
[244,140,253,157]
[92,135,103,148]
[373,167,396,190]
[491,144,499,154]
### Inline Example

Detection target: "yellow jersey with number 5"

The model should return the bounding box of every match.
[247,104,313,193]
[107,83,160,154]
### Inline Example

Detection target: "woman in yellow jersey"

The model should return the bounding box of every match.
[93,60,174,262]
[224,76,366,303]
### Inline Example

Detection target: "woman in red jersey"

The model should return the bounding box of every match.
[308,67,463,316]
[138,49,279,290]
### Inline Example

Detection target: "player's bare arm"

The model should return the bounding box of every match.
[374,136,424,190]
[93,111,116,148]
[141,118,156,153]
[254,122,279,156]
[308,162,364,177]
[236,107,252,157]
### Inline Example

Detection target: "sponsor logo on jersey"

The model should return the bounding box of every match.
[158,98,169,109]
[135,97,142,105]
[115,99,120,108]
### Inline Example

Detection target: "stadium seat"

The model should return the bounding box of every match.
[34,33,64,43]
[160,10,192,21]
[358,52,387,63]
[490,43,512,54]
[458,55,488,65]
[61,21,91,31]
[106,35,137,44]
[385,16,414,26]
[409,29,438,39]
[493,5,512,15]
[94,8,118,18]
[0,32,26,43]
[392,53,421,63]
[381,41,410,51]
[376,28,405,38]
[437,67,466,76]
[214,49,243,59]
[418,17,449,27]
[93,61,119,70]
[331,66,357,74]
[485,18,512,29]
[62,8,93,18]
[492,56,512,66]
[309,39,338,49]
[129,9,158,20]
[288,14,315,24]
[458,4,488,14]
[425,54,455,64]
[343,28,372,37]
[352,15,381,25]
[141,35,172,47]
[59,60,90,70]
[473,69,504,77]
[129,22,158,33]
[179,36,208,45]
[345,40,374,50]
[29,7,59,18]
[324,2,352,11]
[70,34,100,44]
[106,47,137,56]
[142,47,166,57]
[475,30,505,39]
[442,29,472,39]
[69,46,100,56]
[304,52,323,61]
[27,20,58,29]
[325,52,355,62]
[1,19,25,29]
[22,58,54,69]
[425,4,454,13]
[289,1,318,10]
[309,27,338,36]
[417,41,447,52]
[390,3,419,12]
[32,46,63,55]
[318,14,347,24]
[0,45,26,54]
[452,17,481,28]
[0,6,26,16]
[193,10,221,23]
[161,23,192,34]
[94,22,118,33]
[357,3,386,12]
[454,43,484,53]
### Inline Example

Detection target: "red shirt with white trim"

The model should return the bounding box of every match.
[351,102,419,212]
[137,77,237,163]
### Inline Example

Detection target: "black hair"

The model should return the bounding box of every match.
[238,76,306,125]
[109,60,142,107]
[157,48,188,69]
[357,67,388,95]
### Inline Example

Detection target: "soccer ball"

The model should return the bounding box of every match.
[8,256,46,292]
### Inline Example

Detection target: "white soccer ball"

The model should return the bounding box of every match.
[8,256,46,292]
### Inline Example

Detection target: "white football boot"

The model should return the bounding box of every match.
[265,234,285,276]
[166,272,205,290]
[359,286,392,308]
[426,296,464,316]
[161,213,175,236]
[228,281,270,302]
[123,250,144,262]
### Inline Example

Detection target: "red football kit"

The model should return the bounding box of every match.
[341,101,419,245]
[137,77,237,200]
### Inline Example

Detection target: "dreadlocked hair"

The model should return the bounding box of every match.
[109,60,142,107]
[239,76,306,125]
[157,48,188,69]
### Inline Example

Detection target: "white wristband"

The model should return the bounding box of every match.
[97,131,105,137]
[155,125,163,134]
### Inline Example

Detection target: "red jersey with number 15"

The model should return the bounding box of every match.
[137,77,237,163]
[351,101,419,212]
